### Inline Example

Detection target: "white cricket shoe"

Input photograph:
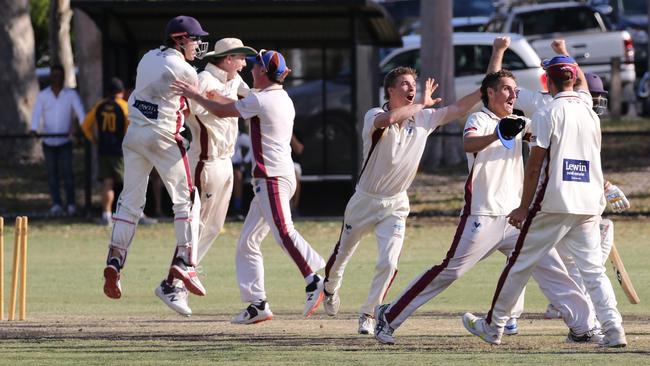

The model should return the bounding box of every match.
[155,280,191,316]
[544,303,562,319]
[600,326,627,348]
[323,289,340,316]
[358,313,375,335]
[303,274,324,317]
[566,327,604,344]
[374,304,395,344]
[504,317,518,335]
[462,313,502,345]
[231,301,274,325]
[169,258,206,296]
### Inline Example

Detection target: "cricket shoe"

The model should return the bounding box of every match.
[599,326,627,348]
[462,313,502,345]
[103,258,122,299]
[358,313,375,335]
[374,304,395,344]
[231,301,274,325]
[566,327,604,344]
[323,289,340,317]
[544,303,562,319]
[303,274,324,317]
[504,317,518,335]
[155,280,191,316]
[169,258,206,296]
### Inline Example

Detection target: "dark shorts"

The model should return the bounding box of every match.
[98,155,124,183]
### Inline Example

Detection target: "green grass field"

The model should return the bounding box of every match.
[1,217,649,365]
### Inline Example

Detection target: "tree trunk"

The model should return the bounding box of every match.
[419,0,464,170]
[73,8,102,108]
[0,0,39,161]
[49,0,76,88]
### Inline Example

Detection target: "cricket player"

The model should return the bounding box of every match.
[171,49,325,324]
[318,65,484,335]
[492,38,631,323]
[155,38,256,316]
[462,55,627,348]
[374,66,596,345]
[103,15,209,301]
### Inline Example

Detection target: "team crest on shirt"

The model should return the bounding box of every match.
[405,120,415,135]
[471,221,481,233]
[344,223,352,232]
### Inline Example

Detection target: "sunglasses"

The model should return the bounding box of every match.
[254,49,268,71]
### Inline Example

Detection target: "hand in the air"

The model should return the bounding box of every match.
[421,77,442,108]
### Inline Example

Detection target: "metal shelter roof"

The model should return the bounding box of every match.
[71,0,401,47]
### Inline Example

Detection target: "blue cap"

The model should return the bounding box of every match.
[542,55,577,69]
[497,124,515,150]
[246,50,291,82]
[164,15,209,39]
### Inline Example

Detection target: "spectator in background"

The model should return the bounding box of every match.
[231,128,252,219]
[81,78,129,226]
[30,64,85,216]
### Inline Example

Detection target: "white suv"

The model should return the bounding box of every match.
[380,32,545,100]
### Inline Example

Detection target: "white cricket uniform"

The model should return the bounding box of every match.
[234,84,325,303]
[517,87,613,326]
[484,91,622,333]
[109,47,198,265]
[186,64,250,263]
[324,106,449,316]
[382,107,593,333]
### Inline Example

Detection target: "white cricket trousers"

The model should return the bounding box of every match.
[236,175,325,303]
[324,189,409,316]
[556,218,615,326]
[192,157,233,263]
[384,214,593,333]
[109,124,193,265]
[485,213,622,332]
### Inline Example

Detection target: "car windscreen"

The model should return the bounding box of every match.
[513,7,603,36]
[453,0,495,17]
[381,45,530,80]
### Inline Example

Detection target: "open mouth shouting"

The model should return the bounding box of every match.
[406,94,415,103]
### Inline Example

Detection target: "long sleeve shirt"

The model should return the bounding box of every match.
[31,87,85,146]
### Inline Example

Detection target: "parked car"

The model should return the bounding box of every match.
[379,32,545,102]
[484,2,636,89]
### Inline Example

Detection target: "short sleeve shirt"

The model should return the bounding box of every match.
[356,106,449,197]
[127,47,198,134]
[234,85,295,178]
[186,64,250,161]
[462,107,528,215]
[529,91,605,214]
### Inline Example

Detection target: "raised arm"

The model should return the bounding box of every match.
[440,89,481,126]
[171,79,241,118]
[487,36,511,74]
[373,78,441,129]
[551,39,588,93]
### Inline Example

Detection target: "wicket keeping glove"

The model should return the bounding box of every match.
[496,116,526,149]
[605,183,630,212]
[497,117,526,140]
